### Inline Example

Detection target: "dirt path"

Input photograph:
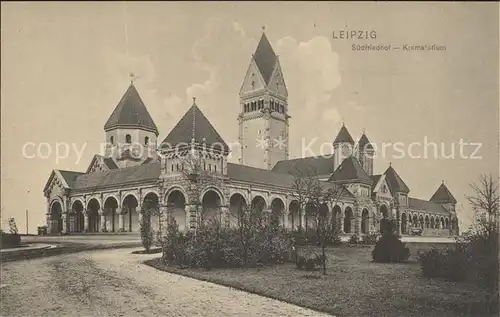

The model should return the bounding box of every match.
[0,248,331,317]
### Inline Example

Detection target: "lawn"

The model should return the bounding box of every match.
[146,243,493,317]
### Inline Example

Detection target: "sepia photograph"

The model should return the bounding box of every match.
[1,2,499,316]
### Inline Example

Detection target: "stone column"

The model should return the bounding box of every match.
[117,208,125,232]
[99,208,107,232]
[339,215,345,234]
[61,213,68,234]
[69,213,76,233]
[220,206,230,227]
[186,204,197,232]
[300,211,306,231]
[283,210,289,229]
[354,214,361,236]
[83,209,89,232]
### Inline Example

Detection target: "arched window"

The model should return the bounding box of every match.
[258,100,264,109]
[214,165,217,172]
[110,136,114,145]
[281,104,285,113]
[270,99,274,111]
[125,134,132,144]
[144,136,149,145]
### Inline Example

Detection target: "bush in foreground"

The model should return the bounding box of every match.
[161,218,293,269]
[371,220,410,263]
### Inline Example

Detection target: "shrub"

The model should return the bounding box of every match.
[161,220,293,269]
[295,252,324,270]
[372,233,410,263]
[139,211,154,253]
[418,248,446,278]
[361,233,379,245]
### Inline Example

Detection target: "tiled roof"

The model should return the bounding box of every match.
[358,133,374,151]
[408,197,449,215]
[384,165,410,193]
[271,155,335,177]
[430,182,457,204]
[58,170,84,188]
[370,174,381,186]
[104,84,159,135]
[160,103,229,152]
[253,32,277,85]
[328,156,372,185]
[333,124,355,145]
[103,157,118,169]
[72,162,160,190]
[228,163,353,198]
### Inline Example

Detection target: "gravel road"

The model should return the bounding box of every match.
[0,248,331,317]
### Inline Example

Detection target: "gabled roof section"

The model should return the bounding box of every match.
[408,197,449,215]
[104,83,159,135]
[328,156,373,185]
[43,169,84,194]
[370,174,382,187]
[272,154,335,177]
[160,102,229,153]
[253,32,277,85]
[430,182,457,204]
[384,165,410,194]
[358,133,374,152]
[333,124,355,145]
[86,155,119,173]
[227,163,354,198]
[72,162,160,190]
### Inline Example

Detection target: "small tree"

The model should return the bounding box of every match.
[8,218,18,235]
[465,173,499,312]
[140,208,153,253]
[291,166,347,274]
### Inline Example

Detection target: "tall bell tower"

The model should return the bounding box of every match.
[238,28,289,170]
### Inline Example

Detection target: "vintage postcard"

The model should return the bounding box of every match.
[1,2,499,316]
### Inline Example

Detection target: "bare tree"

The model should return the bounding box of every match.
[178,150,226,231]
[466,173,499,236]
[291,166,347,274]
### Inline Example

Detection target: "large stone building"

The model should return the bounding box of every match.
[43,31,459,237]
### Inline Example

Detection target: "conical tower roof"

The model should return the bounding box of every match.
[333,123,355,145]
[384,164,410,194]
[358,133,374,151]
[104,83,158,135]
[253,32,277,85]
[430,182,457,204]
[328,156,373,185]
[161,100,229,152]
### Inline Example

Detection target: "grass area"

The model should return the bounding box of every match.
[145,243,493,317]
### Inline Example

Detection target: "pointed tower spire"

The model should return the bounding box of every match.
[253,31,277,85]
[104,83,158,135]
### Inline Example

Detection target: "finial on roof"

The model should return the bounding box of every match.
[262,25,266,32]
[442,180,444,184]
[192,100,196,140]
[342,122,345,126]
[192,96,196,105]
[129,72,135,84]
[362,128,365,134]
[389,162,392,167]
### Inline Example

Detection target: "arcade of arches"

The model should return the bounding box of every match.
[47,188,458,236]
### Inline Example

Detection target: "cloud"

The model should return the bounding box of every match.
[276,35,342,157]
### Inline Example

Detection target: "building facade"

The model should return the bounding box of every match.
[43,31,459,237]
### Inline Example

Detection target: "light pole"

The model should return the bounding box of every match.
[26,190,30,235]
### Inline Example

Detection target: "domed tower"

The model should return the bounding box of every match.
[238,28,289,170]
[103,82,159,168]
[333,123,355,172]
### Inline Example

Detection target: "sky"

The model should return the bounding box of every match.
[1,2,498,233]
